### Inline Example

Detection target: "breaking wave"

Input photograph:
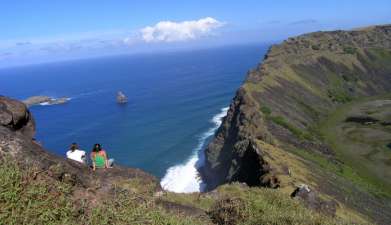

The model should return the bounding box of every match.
[160,107,229,193]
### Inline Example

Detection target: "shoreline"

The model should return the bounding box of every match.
[160,107,229,193]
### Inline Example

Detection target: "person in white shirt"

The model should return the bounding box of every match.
[66,143,86,164]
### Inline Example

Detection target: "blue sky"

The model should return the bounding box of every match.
[1,0,390,67]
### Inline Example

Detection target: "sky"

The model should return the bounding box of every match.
[1,0,390,68]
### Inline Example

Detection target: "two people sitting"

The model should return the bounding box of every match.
[66,142,114,170]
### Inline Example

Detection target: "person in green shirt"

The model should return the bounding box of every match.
[90,143,114,171]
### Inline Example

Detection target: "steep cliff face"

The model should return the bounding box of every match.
[201,25,391,224]
[200,88,277,189]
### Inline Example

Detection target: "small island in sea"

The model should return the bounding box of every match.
[23,96,70,107]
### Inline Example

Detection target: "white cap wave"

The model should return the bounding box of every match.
[160,107,229,193]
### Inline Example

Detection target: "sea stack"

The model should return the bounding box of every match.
[116,91,128,104]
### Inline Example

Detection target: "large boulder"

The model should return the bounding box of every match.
[291,184,338,217]
[0,96,35,138]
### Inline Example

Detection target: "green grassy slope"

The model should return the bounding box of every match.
[0,159,359,225]
[246,25,391,223]
[318,93,391,197]
[203,25,391,224]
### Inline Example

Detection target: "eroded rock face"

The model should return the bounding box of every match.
[201,88,274,190]
[0,96,35,138]
[0,96,160,201]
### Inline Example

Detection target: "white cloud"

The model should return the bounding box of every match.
[140,17,224,43]
[123,37,135,45]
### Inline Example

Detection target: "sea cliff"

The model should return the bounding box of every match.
[201,25,391,224]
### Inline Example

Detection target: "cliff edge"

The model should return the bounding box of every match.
[1,96,355,225]
[201,25,391,224]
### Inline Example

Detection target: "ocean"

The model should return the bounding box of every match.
[0,44,268,192]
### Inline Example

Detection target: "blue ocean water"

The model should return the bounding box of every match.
[0,44,268,184]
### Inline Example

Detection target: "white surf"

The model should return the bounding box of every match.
[39,97,72,106]
[160,107,229,193]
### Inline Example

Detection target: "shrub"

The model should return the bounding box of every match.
[312,44,321,50]
[209,197,247,225]
[260,105,272,115]
[0,160,77,225]
[343,46,357,54]
[270,116,312,140]
[327,89,352,103]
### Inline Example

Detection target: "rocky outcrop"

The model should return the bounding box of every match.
[116,91,128,104]
[200,88,276,190]
[0,96,35,138]
[23,95,69,107]
[291,184,338,217]
[0,96,159,201]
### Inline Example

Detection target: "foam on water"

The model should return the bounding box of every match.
[39,102,51,106]
[39,90,107,106]
[72,90,109,99]
[38,90,109,106]
[39,97,72,106]
[160,107,229,193]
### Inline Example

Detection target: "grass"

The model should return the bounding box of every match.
[270,115,313,141]
[327,89,353,103]
[255,140,374,224]
[290,147,375,195]
[365,48,391,71]
[260,105,272,115]
[164,184,367,225]
[0,159,205,225]
[260,104,314,141]
[325,69,354,104]
[312,44,321,50]
[88,192,204,225]
[317,93,391,198]
[0,160,76,225]
[0,158,364,225]
[161,192,215,211]
[343,46,357,55]
[209,184,362,225]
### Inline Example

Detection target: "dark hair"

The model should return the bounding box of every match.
[92,143,101,152]
[70,143,78,151]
